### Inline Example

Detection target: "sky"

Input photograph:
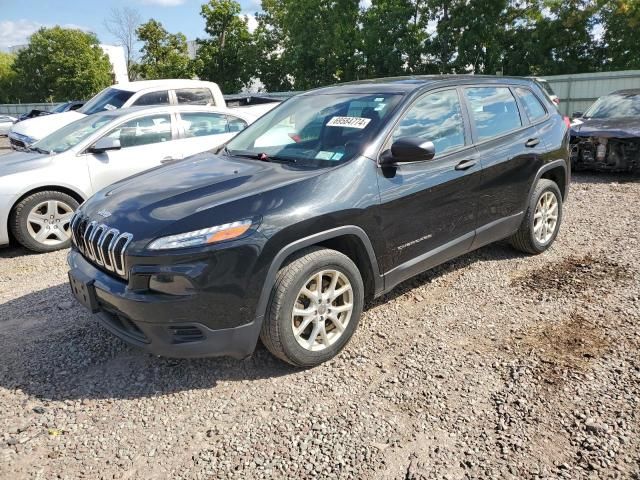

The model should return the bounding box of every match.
[0,0,262,51]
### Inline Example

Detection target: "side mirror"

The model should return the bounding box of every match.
[90,137,121,154]
[381,137,436,166]
[572,111,583,119]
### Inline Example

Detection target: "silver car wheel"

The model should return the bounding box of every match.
[292,269,354,352]
[26,200,74,246]
[533,191,558,245]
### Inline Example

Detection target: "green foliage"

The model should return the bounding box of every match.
[135,19,194,79]
[2,0,638,101]
[195,0,254,93]
[600,0,640,70]
[0,52,18,103]
[11,27,113,102]
[259,0,361,90]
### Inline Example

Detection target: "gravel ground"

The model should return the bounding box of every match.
[0,146,639,478]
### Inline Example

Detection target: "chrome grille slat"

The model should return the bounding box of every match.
[71,214,133,279]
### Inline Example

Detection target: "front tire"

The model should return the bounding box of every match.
[10,191,78,253]
[260,247,364,367]
[510,178,563,254]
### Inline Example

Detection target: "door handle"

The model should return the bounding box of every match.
[161,157,177,164]
[525,138,540,148]
[455,159,477,171]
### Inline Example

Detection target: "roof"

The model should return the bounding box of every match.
[610,89,640,96]
[111,79,220,93]
[303,75,536,95]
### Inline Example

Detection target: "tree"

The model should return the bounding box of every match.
[360,0,418,77]
[195,0,254,93]
[135,19,194,79]
[258,0,361,90]
[599,0,640,70]
[12,27,113,102]
[0,52,18,103]
[104,6,142,80]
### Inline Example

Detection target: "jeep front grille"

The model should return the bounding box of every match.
[70,214,133,278]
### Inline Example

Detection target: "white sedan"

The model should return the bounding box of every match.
[0,115,16,136]
[0,105,256,252]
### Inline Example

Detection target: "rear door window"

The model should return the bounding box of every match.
[227,115,248,133]
[515,88,547,122]
[464,87,522,141]
[175,88,215,106]
[179,112,228,137]
[133,90,170,106]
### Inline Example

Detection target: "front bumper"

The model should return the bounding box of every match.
[0,195,11,246]
[7,132,34,151]
[67,249,264,359]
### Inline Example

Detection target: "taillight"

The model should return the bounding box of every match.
[553,98,560,105]
[563,116,571,129]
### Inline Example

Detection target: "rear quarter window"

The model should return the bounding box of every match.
[515,87,547,122]
[464,87,522,141]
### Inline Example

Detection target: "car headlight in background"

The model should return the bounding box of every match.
[147,220,253,250]
[8,132,36,149]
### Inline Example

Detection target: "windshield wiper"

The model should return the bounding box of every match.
[225,149,296,164]
[28,146,50,154]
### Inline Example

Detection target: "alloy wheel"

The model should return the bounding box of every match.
[533,191,558,245]
[292,269,354,352]
[26,200,74,246]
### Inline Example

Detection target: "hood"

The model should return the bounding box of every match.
[571,117,640,139]
[10,111,85,141]
[0,150,53,177]
[79,152,325,245]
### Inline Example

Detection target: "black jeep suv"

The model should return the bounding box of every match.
[67,76,570,367]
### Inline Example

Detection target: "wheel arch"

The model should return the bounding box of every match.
[254,226,383,323]
[7,185,86,240]
[527,159,569,206]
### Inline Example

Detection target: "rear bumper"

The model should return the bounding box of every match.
[67,249,263,359]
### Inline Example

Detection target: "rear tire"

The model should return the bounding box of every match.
[510,179,563,254]
[260,247,364,367]
[10,190,79,253]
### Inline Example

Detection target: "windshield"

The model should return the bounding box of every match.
[33,114,113,154]
[79,88,133,115]
[51,102,71,113]
[225,93,403,166]
[584,93,640,119]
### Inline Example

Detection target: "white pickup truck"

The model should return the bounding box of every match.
[9,79,280,150]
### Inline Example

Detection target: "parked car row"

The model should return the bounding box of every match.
[62,75,570,366]
[0,104,257,252]
[7,79,277,150]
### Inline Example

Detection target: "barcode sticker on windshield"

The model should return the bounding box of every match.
[326,116,371,129]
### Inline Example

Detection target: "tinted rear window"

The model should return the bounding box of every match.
[516,88,547,122]
[176,88,215,106]
[133,90,170,106]
[464,87,522,141]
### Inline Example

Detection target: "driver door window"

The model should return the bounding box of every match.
[391,89,466,158]
[87,113,177,193]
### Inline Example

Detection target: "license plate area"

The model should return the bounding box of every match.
[68,269,99,313]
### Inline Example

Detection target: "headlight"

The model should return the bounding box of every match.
[147,220,253,250]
